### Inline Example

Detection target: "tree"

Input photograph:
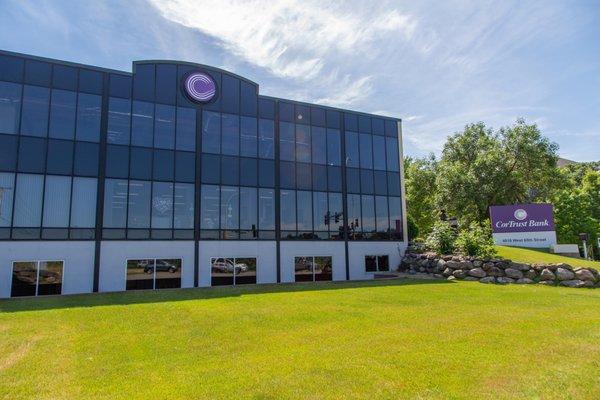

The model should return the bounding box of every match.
[404,155,437,237]
[435,119,560,225]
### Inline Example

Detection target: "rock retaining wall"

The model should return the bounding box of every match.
[400,252,599,288]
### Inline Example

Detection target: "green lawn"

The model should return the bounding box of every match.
[495,245,600,269]
[1,280,599,399]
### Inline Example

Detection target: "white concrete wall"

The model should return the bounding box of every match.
[198,241,277,286]
[99,241,195,292]
[348,241,407,280]
[279,241,346,283]
[0,241,95,298]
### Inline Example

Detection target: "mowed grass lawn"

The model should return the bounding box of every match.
[495,245,600,269]
[1,280,599,399]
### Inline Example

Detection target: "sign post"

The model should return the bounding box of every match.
[489,204,557,248]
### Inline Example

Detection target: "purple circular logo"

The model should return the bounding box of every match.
[183,71,216,103]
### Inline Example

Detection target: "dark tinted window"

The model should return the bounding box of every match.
[296,162,311,190]
[387,172,401,196]
[311,107,326,127]
[345,131,359,168]
[313,191,327,231]
[49,89,76,139]
[240,81,257,116]
[73,141,99,176]
[201,185,219,230]
[312,164,327,191]
[295,104,310,125]
[109,74,131,98]
[258,188,274,230]
[107,97,131,145]
[327,129,341,166]
[0,55,24,82]
[258,119,274,159]
[280,190,295,230]
[221,75,240,114]
[52,65,77,90]
[374,170,388,195]
[279,102,293,122]
[24,60,51,86]
[154,104,176,149]
[279,122,294,161]
[103,179,128,228]
[20,85,50,136]
[373,135,387,170]
[129,147,152,180]
[221,155,239,185]
[327,166,342,192]
[326,110,340,129]
[372,118,385,135]
[358,115,371,133]
[220,186,239,229]
[133,64,155,101]
[361,195,375,232]
[296,191,312,230]
[280,161,295,189]
[240,157,258,186]
[0,81,22,134]
[344,113,358,131]
[386,137,400,171]
[78,69,103,95]
[46,139,73,175]
[105,145,129,178]
[360,169,374,194]
[221,114,239,156]
[258,98,275,119]
[153,149,174,181]
[295,125,311,162]
[75,93,101,142]
[175,151,195,183]
[128,180,151,228]
[359,133,373,169]
[240,186,257,230]
[176,107,196,151]
[201,154,220,184]
[311,126,326,165]
[346,168,360,193]
[375,196,389,232]
[202,110,220,154]
[240,116,257,157]
[18,136,46,173]
[0,134,17,170]
[258,159,274,187]
[385,120,397,137]
[155,64,177,104]
[131,101,154,147]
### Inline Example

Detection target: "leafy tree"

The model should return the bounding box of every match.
[404,155,437,237]
[454,221,496,258]
[435,119,559,224]
[425,221,456,255]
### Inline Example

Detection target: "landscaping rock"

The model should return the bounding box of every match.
[525,270,537,280]
[464,277,479,281]
[459,261,473,270]
[540,269,555,281]
[442,268,453,277]
[510,262,531,271]
[447,276,457,281]
[453,270,467,279]
[446,261,460,270]
[538,280,555,286]
[516,278,534,284]
[574,269,595,281]
[559,280,586,288]
[482,262,495,271]
[473,260,483,268]
[556,268,575,281]
[479,276,496,284]
[468,268,486,278]
[496,277,515,284]
[505,268,524,279]
[488,266,505,277]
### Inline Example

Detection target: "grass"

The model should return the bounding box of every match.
[495,245,600,269]
[1,280,599,399]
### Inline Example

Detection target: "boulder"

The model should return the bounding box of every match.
[479,276,496,284]
[488,266,505,277]
[525,270,538,280]
[468,268,486,278]
[464,277,479,281]
[442,268,453,277]
[453,270,467,279]
[556,267,575,281]
[459,261,474,270]
[538,280,555,286]
[540,269,555,281]
[509,262,531,272]
[559,280,586,288]
[482,262,495,271]
[473,260,483,268]
[437,259,447,269]
[433,274,444,279]
[574,269,595,281]
[504,268,524,279]
[516,278,534,284]
[447,275,457,281]
[496,277,515,284]
[446,261,460,270]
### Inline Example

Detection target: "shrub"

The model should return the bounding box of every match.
[407,215,419,241]
[425,221,456,255]
[454,222,496,258]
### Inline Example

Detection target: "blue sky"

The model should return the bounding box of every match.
[1,0,598,161]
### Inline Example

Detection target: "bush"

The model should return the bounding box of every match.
[425,221,456,255]
[407,215,419,241]
[454,222,496,258]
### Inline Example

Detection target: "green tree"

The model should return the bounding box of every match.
[435,119,559,225]
[404,155,437,237]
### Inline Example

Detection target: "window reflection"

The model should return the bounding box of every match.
[294,256,332,282]
[11,260,63,297]
[211,257,257,286]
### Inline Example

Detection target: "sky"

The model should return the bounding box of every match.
[1,0,598,161]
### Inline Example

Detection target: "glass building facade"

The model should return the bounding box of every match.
[0,50,406,297]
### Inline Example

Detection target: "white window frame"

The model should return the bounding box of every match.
[293,255,333,282]
[124,258,183,290]
[10,260,65,297]
[365,255,390,272]
[209,256,258,286]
